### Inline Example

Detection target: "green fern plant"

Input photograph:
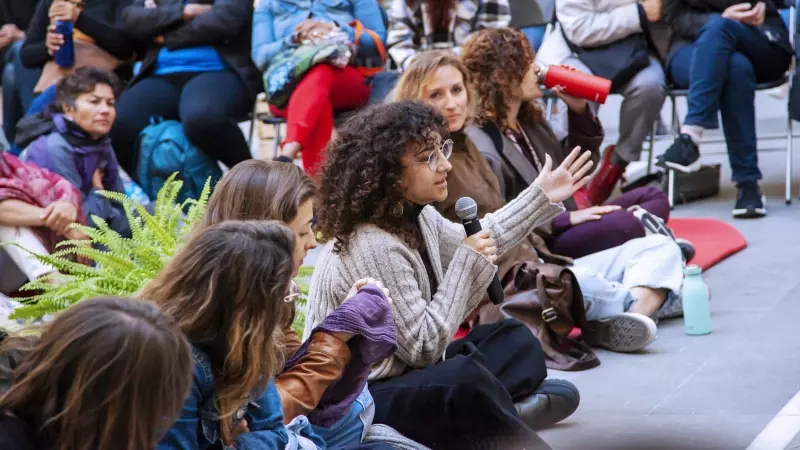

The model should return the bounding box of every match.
[7,174,211,321]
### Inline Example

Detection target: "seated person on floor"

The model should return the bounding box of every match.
[535,0,667,205]
[660,0,791,218]
[306,101,592,449]
[0,296,193,450]
[20,0,136,117]
[386,0,511,69]
[112,0,257,176]
[459,28,682,260]
[20,68,133,238]
[252,0,386,176]
[0,151,86,290]
[188,159,410,449]
[390,46,686,354]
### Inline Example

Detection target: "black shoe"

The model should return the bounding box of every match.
[733,182,766,218]
[656,134,701,173]
[514,379,580,430]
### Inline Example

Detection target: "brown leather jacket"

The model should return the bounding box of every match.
[276,327,352,423]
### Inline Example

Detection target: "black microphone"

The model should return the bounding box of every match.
[455,197,504,305]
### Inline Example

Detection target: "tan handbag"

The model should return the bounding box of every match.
[34,30,120,94]
[477,261,601,371]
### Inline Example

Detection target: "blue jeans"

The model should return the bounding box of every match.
[2,41,40,146]
[667,17,791,184]
[27,84,57,116]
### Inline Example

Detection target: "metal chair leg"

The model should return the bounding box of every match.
[787,113,794,204]
[272,124,282,159]
[668,170,675,209]
[647,121,656,174]
[671,96,680,139]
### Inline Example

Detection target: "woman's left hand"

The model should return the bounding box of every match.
[552,86,588,115]
[533,147,594,203]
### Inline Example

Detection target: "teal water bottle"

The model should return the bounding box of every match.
[682,265,711,335]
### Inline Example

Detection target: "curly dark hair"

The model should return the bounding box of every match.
[461,28,543,132]
[317,102,449,253]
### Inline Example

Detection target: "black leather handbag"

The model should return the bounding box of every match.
[561,28,651,91]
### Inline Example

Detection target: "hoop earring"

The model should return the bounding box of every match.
[390,201,404,217]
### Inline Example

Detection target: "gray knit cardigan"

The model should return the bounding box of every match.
[304,182,564,380]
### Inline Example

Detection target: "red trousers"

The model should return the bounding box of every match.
[270,65,371,178]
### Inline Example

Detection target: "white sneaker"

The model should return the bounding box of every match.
[586,312,657,353]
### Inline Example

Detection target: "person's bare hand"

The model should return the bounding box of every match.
[463,229,498,263]
[740,2,766,26]
[232,419,249,439]
[0,24,23,49]
[41,201,78,235]
[552,86,588,114]
[182,3,212,20]
[91,168,105,190]
[295,20,338,42]
[144,0,157,8]
[723,2,760,24]
[345,278,392,304]
[640,0,662,22]
[46,25,65,56]
[153,35,165,44]
[533,147,594,203]
[65,226,89,241]
[49,0,82,22]
[569,205,622,225]
[0,31,12,50]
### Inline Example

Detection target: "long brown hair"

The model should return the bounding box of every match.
[0,297,192,450]
[138,220,295,446]
[461,28,543,132]
[389,50,478,128]
[196,160,317,233]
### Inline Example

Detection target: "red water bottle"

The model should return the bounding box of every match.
[538,64,612,104]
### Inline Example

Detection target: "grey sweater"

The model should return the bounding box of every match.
[305,183,564,380]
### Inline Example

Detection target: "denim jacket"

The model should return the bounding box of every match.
[251,0,387,71]
[158,346,325,450]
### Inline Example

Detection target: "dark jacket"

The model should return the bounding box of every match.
[20,0,136,70]
[0,0,37,30]
[121,0,262,100]
[0,415,45,450]
[663,0,792,63]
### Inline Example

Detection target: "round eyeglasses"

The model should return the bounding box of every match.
[421,139,454,171]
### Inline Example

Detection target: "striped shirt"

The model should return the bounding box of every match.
[386,0,512,69]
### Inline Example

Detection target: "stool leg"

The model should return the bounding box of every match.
[273,124,282,159]
[671,97,680,139]
[647,121,656,175]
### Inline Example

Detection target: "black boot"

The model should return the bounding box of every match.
[514,379,580,430]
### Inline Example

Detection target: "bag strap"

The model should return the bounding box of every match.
[350,20,387,65]
[535,269,575,337]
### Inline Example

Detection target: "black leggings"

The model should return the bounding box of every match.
[110,70,252,175]
[368,319,551,450]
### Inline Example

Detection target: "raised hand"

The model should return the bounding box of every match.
[533,147,594,203]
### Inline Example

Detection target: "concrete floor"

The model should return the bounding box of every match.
[536,91,800,449]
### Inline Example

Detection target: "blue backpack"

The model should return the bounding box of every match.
[136,117,222,203]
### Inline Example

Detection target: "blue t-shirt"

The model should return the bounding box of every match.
[153,0,226,75]
[154,46,226,75]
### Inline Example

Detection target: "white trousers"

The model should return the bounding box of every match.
[0,225,54,281]
[571,235,684,321]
